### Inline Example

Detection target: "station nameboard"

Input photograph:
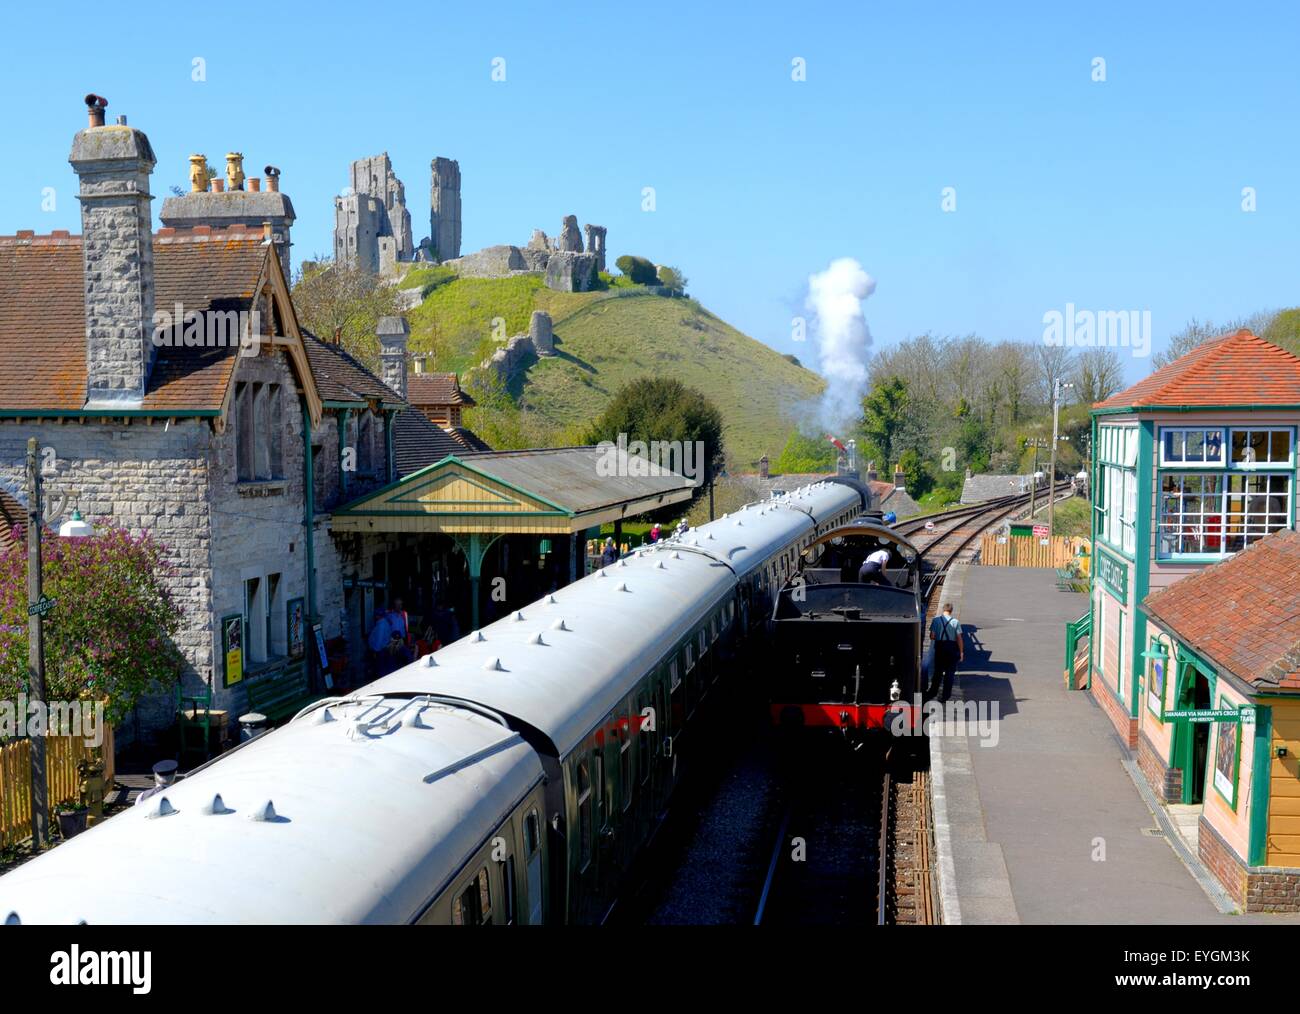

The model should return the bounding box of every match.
[1165,707,1254,725]
[1095,546,1128,601]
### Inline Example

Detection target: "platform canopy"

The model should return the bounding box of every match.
[330,446,698,536]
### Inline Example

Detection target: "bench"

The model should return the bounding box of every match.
[243,660,321,725]
[1054,567,1075,592]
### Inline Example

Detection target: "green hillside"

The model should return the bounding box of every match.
[400,272,825,467]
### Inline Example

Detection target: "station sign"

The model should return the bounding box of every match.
[1095,546,1128,601]
[27,594,56,617]
[1165,707,1255,725]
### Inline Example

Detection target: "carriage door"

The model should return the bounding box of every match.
[522,807,544,924]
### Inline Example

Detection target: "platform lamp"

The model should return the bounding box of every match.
[58,509,93,539]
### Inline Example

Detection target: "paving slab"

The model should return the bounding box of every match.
[930,564,1300,924]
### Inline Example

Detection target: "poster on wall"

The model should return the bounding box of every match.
[1147,654,1165,717]
[222,613,243,688]
[287,597,306,659]
[312,622,333,690]
[1214,709,1239,806]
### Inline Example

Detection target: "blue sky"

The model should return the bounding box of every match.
[2,0,1298,384]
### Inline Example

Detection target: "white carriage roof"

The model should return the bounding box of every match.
[0,698,544,924]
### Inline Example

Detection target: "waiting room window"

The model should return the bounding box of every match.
[1161,427,1225,467]
[1231,429,1293,466]
[244,576,267,664]
[235,382,283,482]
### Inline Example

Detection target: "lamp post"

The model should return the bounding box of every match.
[1049,379,1074,537]
[24,438,49,848]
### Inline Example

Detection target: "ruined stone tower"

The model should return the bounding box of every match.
[70,95,157,406]
[333,153,412,273]
[429,157,462,262]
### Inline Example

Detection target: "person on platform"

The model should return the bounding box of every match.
[600,537,620,568]
[929,602,964,702]
[858,546,892,585]
[369,598,414,676]
[648,522,662,544]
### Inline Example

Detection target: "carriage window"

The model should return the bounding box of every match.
[698,630,707,655]
[638,695,652,784]
[452,867,492,926]
[577,761,593,870]
[504,855,517,926]
[524,810,541,856]
[621,732,633,811]
[684,643,694,671]
[669,659,680,690]
[595,753,607,824]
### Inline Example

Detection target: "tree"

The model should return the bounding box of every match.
[1074,347,1125,405]
[1152,311,1276,370]
[583,378,726,515]
[290,258,400,370]
[1262,308,1300,357]
[656,265,688,295]
[1034,343,1074,406]
[772,430,836,474]
[614,255,658,285]
[0,526,184,725]
[860,376,909,470]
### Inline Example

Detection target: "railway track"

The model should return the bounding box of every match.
[753,751,892,926]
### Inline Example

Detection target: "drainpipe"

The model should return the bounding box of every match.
[302,403,317,623]
[384,409,396,483]
[338,407,352,500]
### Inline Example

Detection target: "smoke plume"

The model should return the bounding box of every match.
[807,257,875,433]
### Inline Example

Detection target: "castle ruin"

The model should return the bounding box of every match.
[429,157,462,262]
[333,153,413,274]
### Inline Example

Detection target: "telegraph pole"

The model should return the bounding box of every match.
[1048,379,1074,537]
[25,437,49,849]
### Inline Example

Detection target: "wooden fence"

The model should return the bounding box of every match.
[979,533,1087,568]
[0,725,115,848]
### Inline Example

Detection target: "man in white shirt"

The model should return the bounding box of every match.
[858,547,892,585]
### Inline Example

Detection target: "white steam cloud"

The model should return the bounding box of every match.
[807,257,875,433]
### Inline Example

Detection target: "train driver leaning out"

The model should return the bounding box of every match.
[857,546,892,585]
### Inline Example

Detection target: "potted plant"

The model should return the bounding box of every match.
[55,799,90,840]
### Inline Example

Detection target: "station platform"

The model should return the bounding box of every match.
[931,564,1300,924]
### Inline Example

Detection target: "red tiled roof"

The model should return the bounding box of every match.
[1142,529,1300,692]
[0,487,24,554]
[407,373,475,408]
[0,227,269,412]
[1095,329,1300,410]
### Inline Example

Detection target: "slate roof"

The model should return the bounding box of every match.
[301,332,403,406]
[392,410,472,477]
[961,473,1030,504]
[407,373,475,408]
[1142,529,1300,693]
[0,226,269,412]
[1095,329,1300,411]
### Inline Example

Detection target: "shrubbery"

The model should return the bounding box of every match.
[615,255,658,285]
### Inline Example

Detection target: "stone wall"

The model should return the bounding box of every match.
[1199,815,1300,912]
[0,418,213,743]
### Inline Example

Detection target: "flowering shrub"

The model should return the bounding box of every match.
[0,525,183,725]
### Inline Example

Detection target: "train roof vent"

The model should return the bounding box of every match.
[735,519,743,526]
[471,630,486,642]
[619,558,628,567]
[513,610,526,621]
[655,560,666,569]
[545,593,558,604]
[597,568,607,578]
[529,632,546,645]
[200,793,232,815]
[422,654,438,667]
[483,657,504,671]
[314,707,337,724]
[672,552,681,560]
[616,582,629,592]
[249,800,281,823]
[4,912,18,925]
[145,797,177,819]
[552,618,571,631]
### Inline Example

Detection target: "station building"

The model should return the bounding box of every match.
[1079,329,1300,909]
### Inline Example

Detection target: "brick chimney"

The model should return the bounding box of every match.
[69,93,157,407]
[377,316,410,400]
[893,464,907,491]
[758,454,769,479]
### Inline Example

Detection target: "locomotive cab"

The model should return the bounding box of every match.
[767,522,923,740]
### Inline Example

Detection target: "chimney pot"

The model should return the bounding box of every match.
[210,178,225,194]
[84,93,107,127]
[116,115,127,126]
[247,177,261,192]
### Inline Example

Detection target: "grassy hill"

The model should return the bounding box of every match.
[398,270,825,467]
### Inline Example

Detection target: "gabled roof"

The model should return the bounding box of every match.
[301,332,404,407]
[407,373,475,407]
[444,426,492,453]
[1094,329,1300,411]
[0,226,281,413]
[961,473,1030,504]
[1142,530,1300,693]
